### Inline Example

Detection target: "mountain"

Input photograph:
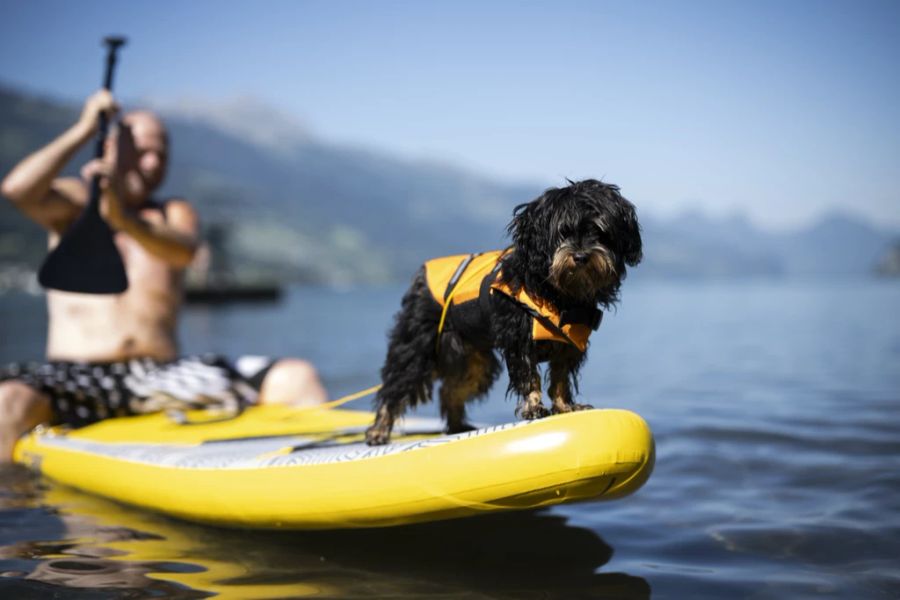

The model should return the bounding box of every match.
[639,212,784,278]
[1,84,897,286]
[146,96,313,154]
[876,241,900,277]
[639,210,898,279]
[771,212,896,276]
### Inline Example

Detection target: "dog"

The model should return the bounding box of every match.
[365,179,642,445]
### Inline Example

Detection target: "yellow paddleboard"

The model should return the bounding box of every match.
[15,406,654,529]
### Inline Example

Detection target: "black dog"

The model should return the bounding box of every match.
[365,179,642,445]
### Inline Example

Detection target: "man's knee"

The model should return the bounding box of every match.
[258,359,328,407]
[0,381,51,423]
[0,381,52,463]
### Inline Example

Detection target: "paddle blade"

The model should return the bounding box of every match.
[38,210,129,294]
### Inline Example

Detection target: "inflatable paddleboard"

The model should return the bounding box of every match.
[14,406,654,529]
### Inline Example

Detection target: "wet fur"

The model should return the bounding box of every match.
[366,179,642,445]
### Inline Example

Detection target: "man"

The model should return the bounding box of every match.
[0,90,327,461]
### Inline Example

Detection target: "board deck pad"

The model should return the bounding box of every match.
[32,418,527,469]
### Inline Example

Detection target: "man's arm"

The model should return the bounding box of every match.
[0,90,118,234]
[110,198,200,269]
[83,119,200,270]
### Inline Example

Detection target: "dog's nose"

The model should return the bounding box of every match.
[573,252,589,265]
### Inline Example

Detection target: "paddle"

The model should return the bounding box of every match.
[38,36,129,294]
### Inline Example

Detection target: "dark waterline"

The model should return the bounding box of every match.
[1,278,899,598]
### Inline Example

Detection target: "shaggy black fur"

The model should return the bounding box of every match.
[366,179,643,445]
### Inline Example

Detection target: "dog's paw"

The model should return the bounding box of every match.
[365,425,391,446]
[518,403,551,420]
[552,402,594,415]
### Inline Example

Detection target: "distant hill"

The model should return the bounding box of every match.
[875,241,900,277]
[640,211,898,278]
[1,84,897,285]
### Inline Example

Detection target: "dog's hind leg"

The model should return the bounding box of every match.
[367,347,436,445]
[439,349,499,434]
[366,269,440,446]
[367,353,436,445]
[367,402,399,446]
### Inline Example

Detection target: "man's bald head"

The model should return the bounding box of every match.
[114,110,169,199]
[121,110,168,145]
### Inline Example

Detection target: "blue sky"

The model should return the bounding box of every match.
[1,0,898,230]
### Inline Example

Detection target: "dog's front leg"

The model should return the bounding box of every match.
[515,369,550,420]
[548,358,593,414]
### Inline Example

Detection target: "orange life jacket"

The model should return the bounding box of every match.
[423,250,601,352]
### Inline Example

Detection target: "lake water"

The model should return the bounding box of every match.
[1,278,899,599]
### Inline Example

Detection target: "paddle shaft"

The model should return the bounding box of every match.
[85,37,126,218]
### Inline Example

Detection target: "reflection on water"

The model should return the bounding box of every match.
[2,279,899,598]
[0,466,648,599]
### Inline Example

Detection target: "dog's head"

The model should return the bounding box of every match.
[505,179,642,306]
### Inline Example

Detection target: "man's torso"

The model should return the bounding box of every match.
[46,194,184,362]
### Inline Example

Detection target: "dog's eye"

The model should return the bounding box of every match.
[590,226,611,245]
[556,224,576,239]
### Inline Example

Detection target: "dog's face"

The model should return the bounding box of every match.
[508,179,642,305]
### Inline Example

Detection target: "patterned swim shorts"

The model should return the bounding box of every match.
[0,354,276,427]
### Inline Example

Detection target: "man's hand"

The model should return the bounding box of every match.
[76,90,119,138]
[80,119,140,231]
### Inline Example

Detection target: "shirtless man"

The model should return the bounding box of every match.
[0,90,327,461]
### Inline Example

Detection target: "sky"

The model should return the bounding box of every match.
[1,0,898,231]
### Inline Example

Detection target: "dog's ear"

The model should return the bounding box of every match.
[586,180,643,268]
[618,201,643,267]
[507,199,540,251]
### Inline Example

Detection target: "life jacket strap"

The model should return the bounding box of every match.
[444,253,477,302]
[436,252,495,352]
[559,306,604,331]
[489,288,584,351]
